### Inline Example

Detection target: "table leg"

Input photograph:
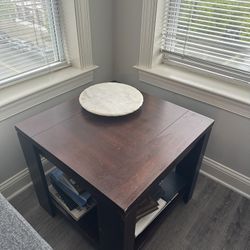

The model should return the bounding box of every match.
[176,128,211,203]
[98,200,136,250]
[17,132,54,216]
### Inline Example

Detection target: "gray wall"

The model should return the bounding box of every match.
[113,0,250,178]
[1,0,249,186]
[0,0,113,183]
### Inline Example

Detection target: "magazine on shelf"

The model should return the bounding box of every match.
[50,178,78,210]
[49,185,96,221]
[135,193,178,237]
[135,198,167,237]
[50,168,91,208]
[136,197,159,221]
[65,175,85,194]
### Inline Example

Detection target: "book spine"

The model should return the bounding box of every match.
[50,171,90,207]
[50,179,78,210]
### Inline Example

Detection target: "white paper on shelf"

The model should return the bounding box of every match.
[134,194,181,238]
[135,198,166,237]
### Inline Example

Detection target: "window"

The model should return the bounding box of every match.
[162,0,250,82]
[0,0,67,86]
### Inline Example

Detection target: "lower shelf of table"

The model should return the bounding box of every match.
[49,169,187,249]
[51,195,99,247]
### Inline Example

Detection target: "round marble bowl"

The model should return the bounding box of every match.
[79,82,144,116]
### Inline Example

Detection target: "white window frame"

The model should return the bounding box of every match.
[135,0,250,119]
[0,0,68,87]
[0,0,98,122]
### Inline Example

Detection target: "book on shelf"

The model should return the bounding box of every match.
[136,197,159,221]
[64,175,85,194]
[49,185,96,221]
[50,178,78,210]
[49,168,91,208]
[135,198,167,237]
[135,193,179,237]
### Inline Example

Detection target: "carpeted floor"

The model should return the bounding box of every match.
[9,174,250,250]
[0,193,52,250]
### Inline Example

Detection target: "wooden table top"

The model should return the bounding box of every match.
[16,93,214,212]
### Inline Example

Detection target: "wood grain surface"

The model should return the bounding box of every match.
[16,94,214,212]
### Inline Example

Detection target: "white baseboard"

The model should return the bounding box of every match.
[1,157,249,200]
[201,156,250,199]
[0,159,54,201]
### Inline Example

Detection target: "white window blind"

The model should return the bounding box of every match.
[162,0,250,82]
[0,0,67,86]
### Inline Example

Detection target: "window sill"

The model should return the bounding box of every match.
[135,65,250,118]
[0,65,98,122]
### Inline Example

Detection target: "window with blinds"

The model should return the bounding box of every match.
[0,0,66,86]
[162,0,250,82]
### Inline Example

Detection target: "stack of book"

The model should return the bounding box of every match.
[49,168,96,221]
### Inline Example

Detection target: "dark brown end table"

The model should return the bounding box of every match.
[15,93,213,250]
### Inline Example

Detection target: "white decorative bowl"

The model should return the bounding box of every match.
[79,82,144,116]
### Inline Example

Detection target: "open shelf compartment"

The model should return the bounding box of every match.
[159,170,187,203]
[46,159,187,249]
[135,169,187,242]
[49,191,100,246]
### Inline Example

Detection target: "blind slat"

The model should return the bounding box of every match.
[175,3,250,15]
[166,46,250,64]
[176,22,250,37]
[163,40,249,58]
[172,16,250,32]
[179,0,250,10]
[0,52,54,65]
[167,8,250,26]
[167,29,250,46]
[165,50,250,68]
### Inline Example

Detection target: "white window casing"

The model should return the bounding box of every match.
[0,0,98,122]
[0,0,68,86]
[135,0,250,118]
